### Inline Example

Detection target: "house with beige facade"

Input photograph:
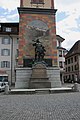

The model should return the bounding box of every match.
[0,23,19,85]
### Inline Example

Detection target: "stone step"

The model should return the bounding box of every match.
[29,81,51,88]
[30,78,49,82]
[10,87,73,94]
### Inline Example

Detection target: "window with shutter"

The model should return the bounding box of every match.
[1,49,10,56]
[2,37,10,44]
[1,61,10,68]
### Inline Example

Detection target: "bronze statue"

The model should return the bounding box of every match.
[33,39,46,61]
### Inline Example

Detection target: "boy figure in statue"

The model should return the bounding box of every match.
[33,39,46,61]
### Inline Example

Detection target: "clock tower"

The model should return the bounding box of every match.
[18,0,57,67]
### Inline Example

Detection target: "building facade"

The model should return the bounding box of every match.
[57,35,68,83]
[0,23,67,86]
[0,23,19,85]
[64,40,80,83]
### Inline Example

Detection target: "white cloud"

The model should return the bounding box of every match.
[0,13,19,22]
[0,0,20,11]
[7,13,19,19]
[0,17,8,22]
[0,0,20,22]
[55,0,80,49]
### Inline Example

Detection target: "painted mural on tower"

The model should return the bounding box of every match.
[25,20,50,57]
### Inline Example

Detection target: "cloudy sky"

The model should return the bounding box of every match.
[0,0,80,50]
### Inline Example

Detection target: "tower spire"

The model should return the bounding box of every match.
[51,0,54,9]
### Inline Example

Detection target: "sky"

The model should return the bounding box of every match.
[0,0,80,50]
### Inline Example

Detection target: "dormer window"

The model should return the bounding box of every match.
[6,27,11,32]
[3,27,12,32]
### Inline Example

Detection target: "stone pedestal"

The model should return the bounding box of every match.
[15,68,32,89]
[47,67,61,88]
[15,65,61,89]
[29,62,51,88]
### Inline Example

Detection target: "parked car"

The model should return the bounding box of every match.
[0,82,5,91]
[3,79,9,85]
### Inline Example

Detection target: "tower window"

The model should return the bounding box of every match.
[31,0,44,4]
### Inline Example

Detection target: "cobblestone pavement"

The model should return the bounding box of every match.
[0,85,80,120]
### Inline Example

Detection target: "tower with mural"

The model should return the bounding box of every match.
[18,0,57,66]
[15,0,61,88]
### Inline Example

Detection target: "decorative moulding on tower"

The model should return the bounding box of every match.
[18,7,57,15]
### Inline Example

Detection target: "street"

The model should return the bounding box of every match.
[0,86,80,120]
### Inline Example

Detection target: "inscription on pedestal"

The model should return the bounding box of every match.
[29,62,51,88]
